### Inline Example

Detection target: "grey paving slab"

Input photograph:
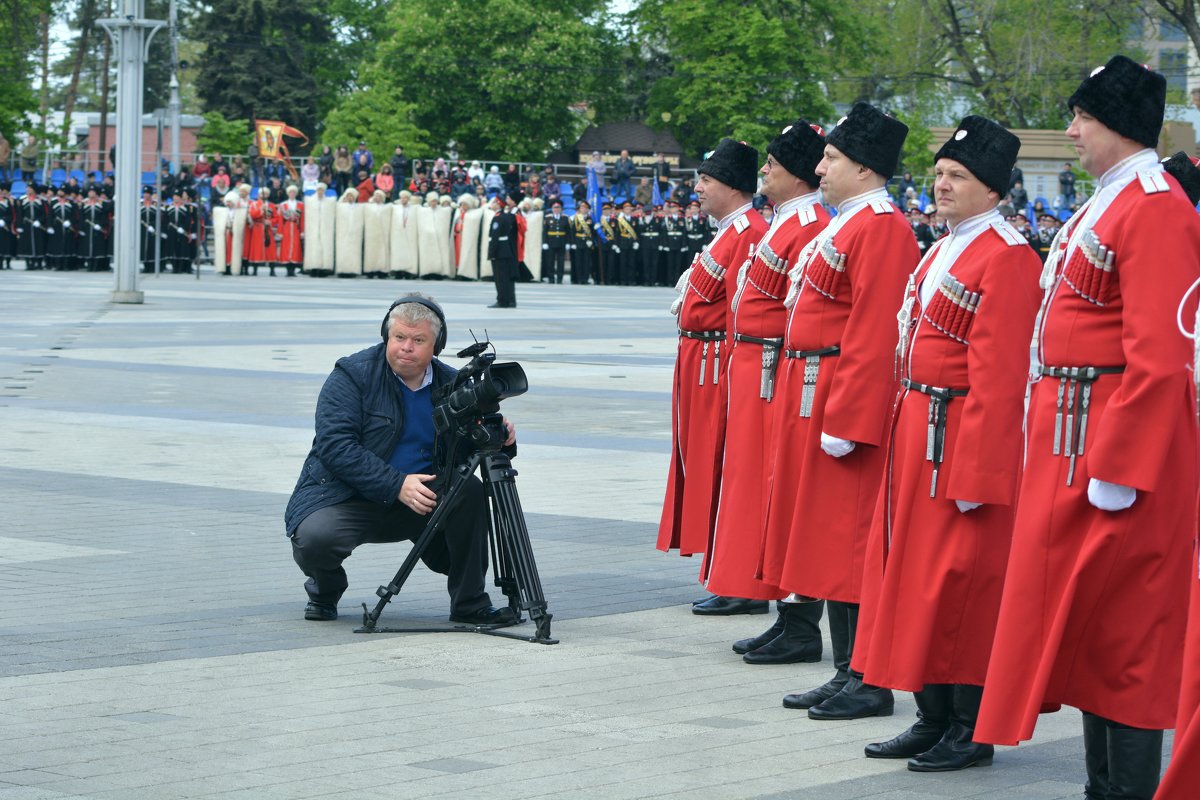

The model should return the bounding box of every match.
[0,270,1174,800]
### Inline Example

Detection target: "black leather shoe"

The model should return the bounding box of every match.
[783,674,848,709]
[692,596,770,616]
[732,613,784,654]
[807,676,894,720]
[449,606,518,626]
[907,724,993,771]
[487,302,505,308]
[865,722,948,759]
[693,594,718,607]
[304,601,338,621]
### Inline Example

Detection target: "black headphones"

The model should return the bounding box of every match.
[381,295,448,355]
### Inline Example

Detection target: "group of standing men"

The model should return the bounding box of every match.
[138,186,207,274]
[658,56,1200,799]
[0,181,113,272]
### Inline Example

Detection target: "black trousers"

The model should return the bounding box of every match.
[545,247,565,283]
[493,257,517,307]
[571,245,591,284]
[290,476,493,616]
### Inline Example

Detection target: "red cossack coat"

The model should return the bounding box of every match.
[276,198,304,265]
[976,159,1200,744]
[1158,536,1200,799]
[657,207,768,558]
[759,192,919,602]
[247,199,278,263]
[705,198,830,598]
[852,215,1042,690]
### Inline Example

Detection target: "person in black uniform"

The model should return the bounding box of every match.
[140,187,162,273]
[46,186,78,270]
[598,201,616,285]
[18,183,48,270]
[0,182,16,269]
[542,199,569,284]
[165,190,194,273]
[488,193,519,307]
[78,186,109,272]
[659,199,689,286]
[615,200,638,286]
[684,199,707,261]
[635,202,660,285]
[569,199,593,285]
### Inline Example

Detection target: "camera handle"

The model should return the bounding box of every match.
[355,450,557,645]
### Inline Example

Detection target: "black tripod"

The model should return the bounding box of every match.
[356,439,557,645]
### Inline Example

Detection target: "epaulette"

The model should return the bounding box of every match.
[869,198,894,215]
[1138,169,1170,194]
[797,203,819,226]
[990,220,1027,247]
[732,213,749,234]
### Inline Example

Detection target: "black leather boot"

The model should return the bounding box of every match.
[1082,711,1109,800]
[1105,718,1163,800]
[743,600,823,664]
[866,684,952,758]
[732,606,784,654]
[908,684,993,771]
[692,596,770,616]
[783,600,847,710]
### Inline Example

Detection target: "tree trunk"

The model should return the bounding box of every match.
[98,0,113,174]
[61,0,97,154]
[1156,0,1200,79]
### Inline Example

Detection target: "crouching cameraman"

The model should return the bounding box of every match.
[284,295,517,624]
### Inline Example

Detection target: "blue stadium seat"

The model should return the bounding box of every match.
[11,180,25,195]
[141,171,155,186]
[70,170,85,183]
[50,168,66,186]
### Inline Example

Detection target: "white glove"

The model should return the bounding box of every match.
[613,245,620,253]
[567,244,573,251]
[92,224,101,231]
[33,220,41,228]
[63,221,70,228]
[955,500,983,513]
[633,242,639,250]
[820,433,855,458]
[0,219,6,228]
[542,243,548,250]
[47,228,55,235]
[1087,478,1136,511]
[161,233,167,239]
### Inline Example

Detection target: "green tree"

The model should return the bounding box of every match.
[319,67,431,158]
[0,0,44,140]
[635,0,875,156]
[192,0,334,145]
[195,111,252,157]
[843,0,1137,129]
[375,0,607,160]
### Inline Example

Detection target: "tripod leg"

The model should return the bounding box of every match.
[360,456,482,629]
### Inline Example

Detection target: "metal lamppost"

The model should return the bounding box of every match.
[97,0,165,304]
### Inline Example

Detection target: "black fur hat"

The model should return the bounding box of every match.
[1162,152,1200,206]
[697,138,759,194]
[767,120,826,188]
[1068,55,1166,148]
[935,115,1022,196]
[825,102,908,179]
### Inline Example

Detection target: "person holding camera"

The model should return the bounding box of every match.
[284,296,517,625]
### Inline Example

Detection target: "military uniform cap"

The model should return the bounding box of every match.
[1068,55,1166,148]
[935,115,1022,196]
[824,102,908,179]
[767,120,825,188]
[1162,151,1200,206]
[697,138,758,193]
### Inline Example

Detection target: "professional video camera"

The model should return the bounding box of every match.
[358,337,556,644]
[432,340,528,456]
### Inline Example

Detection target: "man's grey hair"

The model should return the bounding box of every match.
[386,295,442,340]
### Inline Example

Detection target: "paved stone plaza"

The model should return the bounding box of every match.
[0,267,1169,798]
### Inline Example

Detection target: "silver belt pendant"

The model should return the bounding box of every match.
[800,356,821,417]
[930,399,946,498]
[1062,375,1077,461]
[761,345,778,401]
[1069,381,1094,487]
[1052,377,1066,456]
[925,395,937,462]
[699,341,709,386]
[712,340,721,385]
